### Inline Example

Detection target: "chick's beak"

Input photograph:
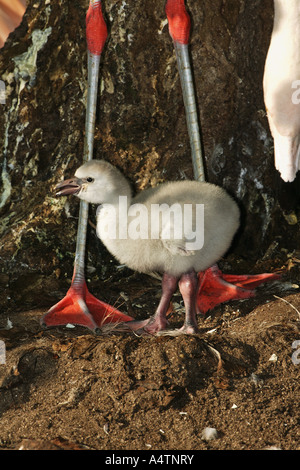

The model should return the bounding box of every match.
[55,177,83,196]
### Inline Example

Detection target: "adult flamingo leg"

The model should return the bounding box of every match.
[41,1,133,332]
[165,0,280,316]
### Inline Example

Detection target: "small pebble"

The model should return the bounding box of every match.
[269,353,278,362]
[201,427,218,441]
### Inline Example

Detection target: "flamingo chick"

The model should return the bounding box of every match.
[56,160,240,335]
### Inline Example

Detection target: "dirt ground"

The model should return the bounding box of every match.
[0,253,299,452]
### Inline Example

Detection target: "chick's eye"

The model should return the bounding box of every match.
[86,177,94,183]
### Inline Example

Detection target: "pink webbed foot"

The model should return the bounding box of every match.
[197,265,281,314]
[41,280,133,333]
